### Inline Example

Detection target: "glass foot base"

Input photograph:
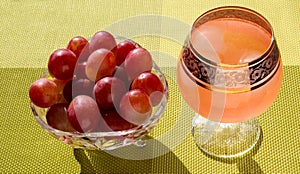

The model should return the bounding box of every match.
[134,139,147,147]
[192,116,261,158]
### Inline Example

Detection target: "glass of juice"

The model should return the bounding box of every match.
[177,6,282,158]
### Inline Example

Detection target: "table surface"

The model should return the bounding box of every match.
[1,0,299,173]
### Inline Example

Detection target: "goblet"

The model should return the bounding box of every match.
[177,6,282,158]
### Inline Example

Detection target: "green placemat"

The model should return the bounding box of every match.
[0,66,299,173]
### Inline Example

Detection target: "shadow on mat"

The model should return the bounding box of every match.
[199,128,264,174]
[73,137,190,174]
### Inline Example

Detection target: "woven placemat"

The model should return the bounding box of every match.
[0,0,299,173]
[0,66,299,173]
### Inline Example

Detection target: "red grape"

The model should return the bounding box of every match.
[124,48,153,80]
[94,77,126,110]
[85,48,116,82]
[77,42,91,63]
[67,95,101,133]
[119,89,152,126]
[63,80,73,103]
[73,79,95,97]
[113,66,131,90]
[131,72,164,106]
[74,61,88,79]
[29,78,59,108]
[66,36,89,58]
[46,103,75,132]
[116,41,136,66]
[89,31,117,55]
[97,109,137,131]
[48,49,77,80]
[63,79,95,103]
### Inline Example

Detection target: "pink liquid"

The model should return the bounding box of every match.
[177,18,282,123]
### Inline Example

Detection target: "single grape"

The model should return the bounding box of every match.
[85,48,116,82]
[93,76,126,110]
[89,31,117,55]
[124,48,153,80]
[73,79,95,97]
[97,109,137,131]
[63,79,95,103]
[63,80,73,103]
[131,72,164,106]
[67,95,101,133]
[119,89,152,126]
[48,49,77,80]
[46,103,75,132]
[116,41,136,66]
[29,78,59,108]
[77,43,91,63]
[74,61,88,79]
[66,36,89,58]
[113,66,131,90]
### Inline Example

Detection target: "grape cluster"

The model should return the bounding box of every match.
[29,31,164,133]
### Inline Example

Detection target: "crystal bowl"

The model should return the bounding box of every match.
[30,36,168,150]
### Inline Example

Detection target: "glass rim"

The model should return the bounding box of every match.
[189,5,275,68]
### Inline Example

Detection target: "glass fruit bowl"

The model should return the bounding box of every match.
[30,35,168,150]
